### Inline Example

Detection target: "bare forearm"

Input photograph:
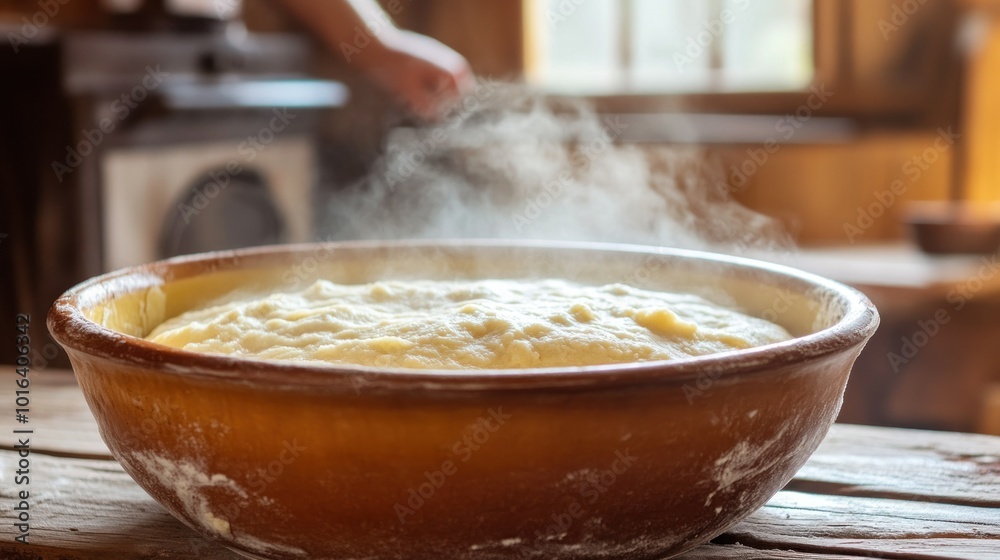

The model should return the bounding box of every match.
[276,0,403,67]
[275,0,474,119]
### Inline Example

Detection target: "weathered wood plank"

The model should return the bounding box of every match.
[0,368,109,459]
[791,424,1000,508]
[720,491,1000,560]
[3,369,999,558]
[685,544,885,559]
[713,537,996,560]
[0,450,238,559]
[4,449,999,559]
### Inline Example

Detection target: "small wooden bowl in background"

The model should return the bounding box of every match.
[906,201,1000,255]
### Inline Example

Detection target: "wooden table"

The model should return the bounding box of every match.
[1,369,998,560]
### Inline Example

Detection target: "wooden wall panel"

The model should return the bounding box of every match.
[717,132,954,245]
[961,9,1000,203]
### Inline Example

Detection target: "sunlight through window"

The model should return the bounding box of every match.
[525,0,815,94]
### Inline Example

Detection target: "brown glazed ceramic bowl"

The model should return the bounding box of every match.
[48,241,878,560]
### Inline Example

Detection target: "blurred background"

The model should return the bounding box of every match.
[3,0,1000,434]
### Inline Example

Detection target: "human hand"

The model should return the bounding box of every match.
[368,30,475,121]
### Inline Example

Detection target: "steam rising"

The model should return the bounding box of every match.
[322,82,790,254]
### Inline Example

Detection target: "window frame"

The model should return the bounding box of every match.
[521,0,933,121]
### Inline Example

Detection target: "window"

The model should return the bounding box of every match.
[524,0,815,95]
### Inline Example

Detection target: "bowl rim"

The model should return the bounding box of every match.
[47,240,879,392]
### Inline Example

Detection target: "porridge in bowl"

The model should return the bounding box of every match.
[146,279,791,369]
